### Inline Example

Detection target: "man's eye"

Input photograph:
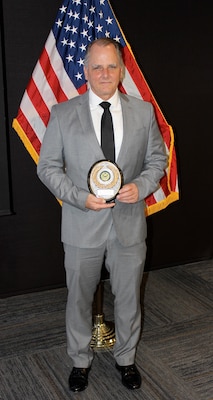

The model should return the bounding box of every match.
[93,66,102,70]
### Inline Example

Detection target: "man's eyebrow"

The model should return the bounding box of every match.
[91,63,118,68]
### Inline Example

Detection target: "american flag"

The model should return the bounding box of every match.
[12,0,179,216]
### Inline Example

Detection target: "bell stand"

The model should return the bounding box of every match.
[90,266,116,350]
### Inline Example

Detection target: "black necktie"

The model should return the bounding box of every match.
[100,102,115,162]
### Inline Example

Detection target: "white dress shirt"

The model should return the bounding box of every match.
[88,89,123,161]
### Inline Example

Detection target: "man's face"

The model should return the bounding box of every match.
[84,43,123,100]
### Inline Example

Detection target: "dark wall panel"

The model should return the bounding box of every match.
[0,0,212,296]
[0,0,65,297]
[0,2,12,216]
[110,0,213,268]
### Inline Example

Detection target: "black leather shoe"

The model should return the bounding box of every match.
[68,367,90,392]
[115,363,141,390]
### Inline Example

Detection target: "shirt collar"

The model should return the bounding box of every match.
[89,89,120,110]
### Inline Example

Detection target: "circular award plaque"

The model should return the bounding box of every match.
[88,160,123,201]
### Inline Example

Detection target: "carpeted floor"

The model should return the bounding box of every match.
[0,259,212,399]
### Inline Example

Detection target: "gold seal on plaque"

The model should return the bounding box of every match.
[88,160,123,202]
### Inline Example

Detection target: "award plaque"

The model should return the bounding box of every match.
[88,160,123,202]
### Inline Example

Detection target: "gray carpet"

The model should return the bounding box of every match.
[0,260,212,399]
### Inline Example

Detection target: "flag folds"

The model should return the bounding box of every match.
[12,0,179,216]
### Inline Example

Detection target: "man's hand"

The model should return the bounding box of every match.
[116,183,139,203]
[85,193,115,211]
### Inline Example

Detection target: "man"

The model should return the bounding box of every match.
[37,38,167,392]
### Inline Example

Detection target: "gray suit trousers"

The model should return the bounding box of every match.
[64,224,146,368]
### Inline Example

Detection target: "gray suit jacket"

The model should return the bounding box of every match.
[37,91,167,248]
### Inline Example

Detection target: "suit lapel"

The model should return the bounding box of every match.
[117,94,132,167]
[76,92,104,159]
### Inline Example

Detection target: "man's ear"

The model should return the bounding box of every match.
[84,66,88,80]
[120,66,125,82]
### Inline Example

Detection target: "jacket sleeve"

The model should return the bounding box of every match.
[132,104,168,201]
[37,105,89,211]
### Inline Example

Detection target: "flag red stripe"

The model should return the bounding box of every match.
[16,109,41,154]
[26,78,50,127]
[145,192,156,206]
[39,48,68,103]
[170,148,178,191]
[118,82,127,94]
[77,83,88,95]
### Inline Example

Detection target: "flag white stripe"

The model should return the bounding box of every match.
[122,67,143,100]
[32,62,58,111]
[152,186,167,202]
[20,91,46,142]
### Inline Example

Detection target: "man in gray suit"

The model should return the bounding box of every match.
[37,38,167,392]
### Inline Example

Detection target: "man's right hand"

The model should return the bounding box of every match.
[85,194,115,211]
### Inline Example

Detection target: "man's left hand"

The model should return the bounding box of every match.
[116,183,139,203]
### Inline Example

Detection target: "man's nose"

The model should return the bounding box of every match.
[101,67,110,76]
